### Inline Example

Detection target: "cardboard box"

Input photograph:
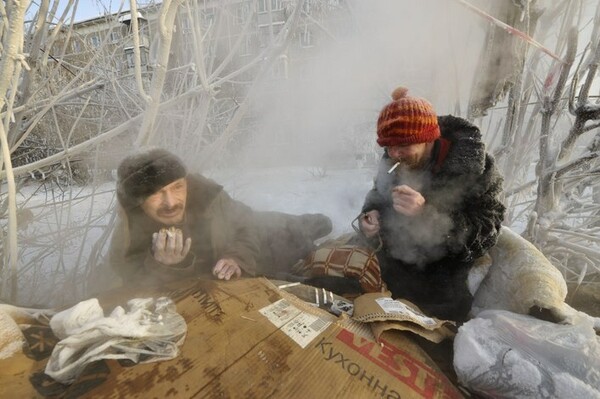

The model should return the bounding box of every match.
[353,292,456,344]
[0,278,462,398]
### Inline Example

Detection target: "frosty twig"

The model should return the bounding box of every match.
[454,0,566,64]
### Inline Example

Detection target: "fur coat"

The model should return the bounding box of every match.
[109,174,332,285]
[109,174,261,285]
[361,115,506,321]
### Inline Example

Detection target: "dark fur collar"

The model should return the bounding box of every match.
[437,115,486,175]
[185,173,224,216]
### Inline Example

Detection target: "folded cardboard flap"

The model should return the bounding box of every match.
[0,278,462,398]
[371,321,455,344]
[353,292,456,343]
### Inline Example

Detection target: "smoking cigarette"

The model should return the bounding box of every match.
[278,282,301,289]
[387,162,400,174]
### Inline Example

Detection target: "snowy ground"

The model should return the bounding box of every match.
[209,166,375,238]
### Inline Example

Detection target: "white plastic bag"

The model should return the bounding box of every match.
[454,310,600,398]
[45,297,187,384]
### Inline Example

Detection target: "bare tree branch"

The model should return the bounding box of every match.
[0,0,31,301]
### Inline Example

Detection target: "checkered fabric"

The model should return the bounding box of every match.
[298,245,385,293]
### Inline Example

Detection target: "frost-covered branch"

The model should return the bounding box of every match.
[455,0,565,64]
[546,235,600,265]
[0,87,204,180]
[558,43,600,161]
[204,0,256,87]
[197,0,306,168]
[136,0,184,145]
[0,0,31,301]
[129,0,151,104]
[530,27,577,222]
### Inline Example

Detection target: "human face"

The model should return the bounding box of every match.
[140,178,187,225]
[387,142,432,169]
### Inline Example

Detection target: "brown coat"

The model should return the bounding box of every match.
[109,174,260,285]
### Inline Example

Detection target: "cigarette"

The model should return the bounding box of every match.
[278,282,300,289]
[387,162,400,174]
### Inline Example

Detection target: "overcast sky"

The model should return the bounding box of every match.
[27,0,132,23]
[75,0,132,21]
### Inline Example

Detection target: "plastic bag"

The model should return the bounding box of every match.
[454,310,600,398]
[45,297,187,384]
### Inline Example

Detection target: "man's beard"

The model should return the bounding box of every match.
[396,155,426,170]
[157,204,184,218]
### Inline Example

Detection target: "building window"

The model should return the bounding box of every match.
[125,49,135,69]
[258,22,284,47]
[272,0,283,11]
[272,55,288,79]
[235,3,251,25]
[201,8,215,29]
[259,28,268,48]
[239,35,253,56]
[89,34,100,48]
[71,40,81,53]
[141,48,148,65]
[139,25,149,38]
[302,0,312,14]
[272,22,284,37]
[124,47,148,69]
[299,27,313,47]
[258,0,283,13]
[110,30,120,43]
[180,16,192,34]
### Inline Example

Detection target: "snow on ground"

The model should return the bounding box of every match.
[209,166,375,238]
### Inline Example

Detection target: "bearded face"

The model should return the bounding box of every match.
[386,143,431,170]
[140,178,188,225]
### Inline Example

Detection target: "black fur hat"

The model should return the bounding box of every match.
[117,148,187,210]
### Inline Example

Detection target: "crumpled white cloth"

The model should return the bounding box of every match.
[45,297,187,384]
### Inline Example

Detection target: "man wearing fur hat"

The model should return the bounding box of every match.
[110,148,331,285]
[358,87,505,322]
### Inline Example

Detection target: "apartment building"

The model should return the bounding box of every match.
[51,4,159,78]
[52,1,346,78]
[50,1,365,167]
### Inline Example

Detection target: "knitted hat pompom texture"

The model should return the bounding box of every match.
[376,87,440,147]
[117,148,187,210]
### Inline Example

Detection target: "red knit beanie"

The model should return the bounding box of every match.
[376,87,440,147]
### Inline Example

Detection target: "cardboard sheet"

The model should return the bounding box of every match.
[0,278,462,398]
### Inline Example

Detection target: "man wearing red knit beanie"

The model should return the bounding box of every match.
[357,87,506,322]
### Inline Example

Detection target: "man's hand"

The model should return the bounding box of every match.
[152,228,192,265]
[392,185,425,216]
[213,258,242,280]
[360,210,381,238]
